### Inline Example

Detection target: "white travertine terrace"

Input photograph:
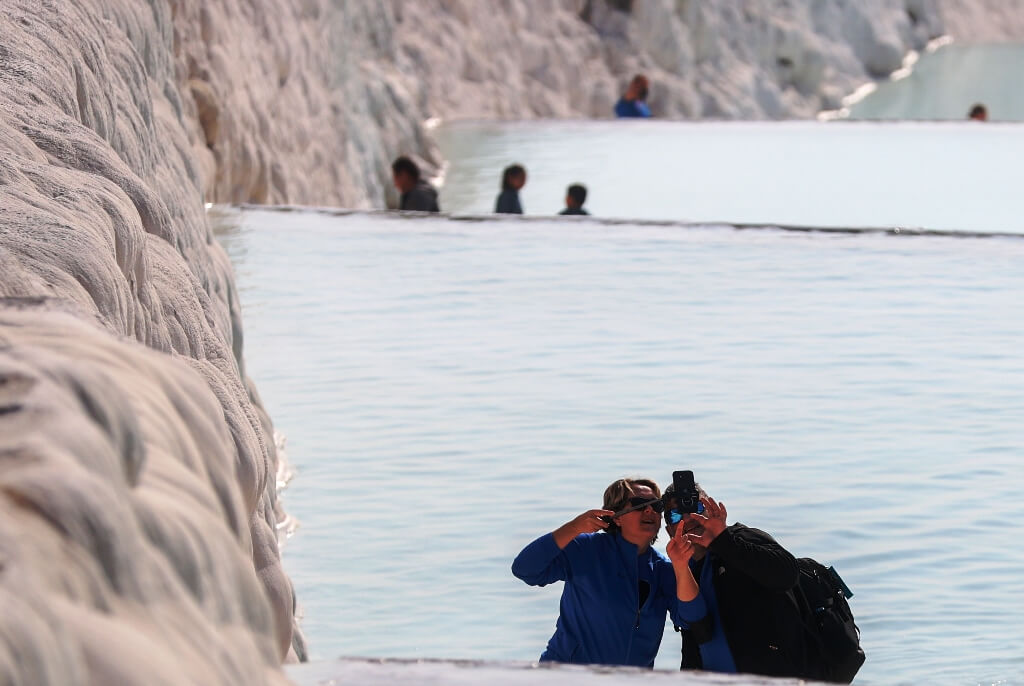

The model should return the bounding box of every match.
[286,657,808,686]
[0,1,297,683]
[0,308,291,685]
[165,0,1024,209]
[383,0,1024,121]
[1,1,1022,684]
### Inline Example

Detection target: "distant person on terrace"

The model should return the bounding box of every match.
[968,103,988,121]
[392,156,440,212]
[495,164,527,214]
[615,74,651,118]
[559,184,589,215]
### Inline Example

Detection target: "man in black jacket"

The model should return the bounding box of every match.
[664,484,808,678]
[392,156,440,212]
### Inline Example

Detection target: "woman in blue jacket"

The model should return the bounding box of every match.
[511,477,691,668]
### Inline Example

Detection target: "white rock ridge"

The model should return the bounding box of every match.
[0,1,298,683]
[166,0,441,210]
[0,307,291,685]
[162,0,1024,210]
[385,0,1022,121]
[3,1,1023,683]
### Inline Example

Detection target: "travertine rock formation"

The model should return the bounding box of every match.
[387,0,944,120]
[0,1,297,683]
[386,0,1024,121]
[162,0,1024,209]
[936,0,1024,42]
[3,1,1023,684]
[0,307,291,685]
[166,0,440,209]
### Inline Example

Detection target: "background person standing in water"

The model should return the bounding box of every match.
[495,164,527,214]
[391,156,440,212]
[559,184,589,215]
[511,477,691,668]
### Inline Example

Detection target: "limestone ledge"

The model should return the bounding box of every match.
[0,306,291,685]
[286,657,820,686]
[2,2,1023,685]
[0,1,299,683]
[165,0,1024,211]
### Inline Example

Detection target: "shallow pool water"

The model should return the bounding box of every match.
[215,205,1024,684]
[434,119,1024,235]
[847,43,1024,122]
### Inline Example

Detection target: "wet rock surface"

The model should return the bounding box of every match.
[0,1,298,683]
[1,2,1022,685]
[165,0,1024,208]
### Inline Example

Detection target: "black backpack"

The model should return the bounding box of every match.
[790,558,865,683]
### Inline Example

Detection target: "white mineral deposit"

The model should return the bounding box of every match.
[1,0,1021,684]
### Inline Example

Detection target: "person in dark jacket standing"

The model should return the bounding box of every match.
[392,156,440,212]
[664,483,808,678]
[559,184,589,215]
[512,477,692,668]
[495,164,527,214]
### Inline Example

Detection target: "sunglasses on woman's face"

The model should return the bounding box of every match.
[665,502,706,525]
[615,497,665,517]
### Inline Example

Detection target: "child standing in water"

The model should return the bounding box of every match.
[559,184,589,215]
[495,164,527,214]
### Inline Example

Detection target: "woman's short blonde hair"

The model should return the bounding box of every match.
[602,477,661,539]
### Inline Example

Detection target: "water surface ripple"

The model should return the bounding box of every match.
[215,208,1024,684]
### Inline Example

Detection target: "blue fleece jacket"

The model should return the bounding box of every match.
[614,98,651,118]
[677,555,738,673]
[512,532,684,668]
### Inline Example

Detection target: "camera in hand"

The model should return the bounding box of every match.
[672,470,703,514]
[599,471,703,525]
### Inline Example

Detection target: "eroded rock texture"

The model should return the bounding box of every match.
[0,2,297,683]
[162,0,1024,209]
[167,0,440,209]
[383,0,1017,121]
[2,2,1023,684]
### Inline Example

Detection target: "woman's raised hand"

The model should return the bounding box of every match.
[553,509,614,549]
[571,509,614,535]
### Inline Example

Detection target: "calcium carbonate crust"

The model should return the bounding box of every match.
[0,1,299,683]
[3,1,1023,684]
[0,306,292,685]
[164,0,1024,211]
[385,0,1019,121]
[166,0,441,210]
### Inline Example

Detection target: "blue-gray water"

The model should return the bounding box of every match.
[847,44,1024,122]
[433,120,1024,235]
[214,203,1024,684]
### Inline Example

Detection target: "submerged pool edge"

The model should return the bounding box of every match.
[286,657,813,685]
[218,204,1024,241]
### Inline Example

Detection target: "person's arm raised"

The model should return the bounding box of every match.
[687,497,798,591]
[512,509,613,586]
[666,524,699,601]
[666,524,711,640]
[552,509,613,549]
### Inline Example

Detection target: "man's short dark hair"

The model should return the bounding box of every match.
[392,156,420,180]
[502,164,526,190]
[567,184,587,207]
[969,103,987,119]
